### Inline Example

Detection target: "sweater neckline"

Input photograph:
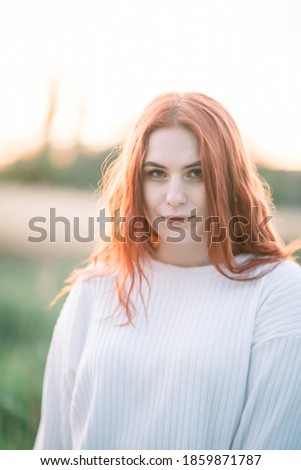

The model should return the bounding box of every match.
[143,254,252,280]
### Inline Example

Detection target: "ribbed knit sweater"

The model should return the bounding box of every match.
[34,255,301,450]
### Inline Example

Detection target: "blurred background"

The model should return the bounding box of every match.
[0,0,300,449]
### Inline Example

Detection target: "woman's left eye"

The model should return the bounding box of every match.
[189,169,202,178]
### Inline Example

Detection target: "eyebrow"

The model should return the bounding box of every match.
[143,161,201,170]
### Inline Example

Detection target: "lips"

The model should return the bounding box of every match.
[168,217,187,221]
[165,216,195,223]
[165,216,193,220]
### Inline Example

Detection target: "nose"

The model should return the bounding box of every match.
[165,176,187,207]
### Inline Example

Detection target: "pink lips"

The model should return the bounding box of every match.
[165,216,195,224]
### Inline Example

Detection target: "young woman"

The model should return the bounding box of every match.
[34,92,301,450]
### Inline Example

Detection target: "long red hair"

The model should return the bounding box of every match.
[54,92,300,323]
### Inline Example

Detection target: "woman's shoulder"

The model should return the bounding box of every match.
[61,262,116,315]
[232,255,301,317]
[234,254,301,283]
[254,258,301,334]
[75,261,115,282]
[71,262,117,297]
[247,257,301,308]
[260,257,301,288]
[54,262,116,339]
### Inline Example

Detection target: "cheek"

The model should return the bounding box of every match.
[142,184,149,210]
[142,183,159,210]
[192,185,207,214]
[141,185,153,223]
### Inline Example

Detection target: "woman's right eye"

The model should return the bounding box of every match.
[147,170,166,178]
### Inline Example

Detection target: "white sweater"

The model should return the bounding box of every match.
[34,255,301,450]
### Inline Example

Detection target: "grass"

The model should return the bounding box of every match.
[0,253,81,449]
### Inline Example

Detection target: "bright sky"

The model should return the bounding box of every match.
[0,0,300,169]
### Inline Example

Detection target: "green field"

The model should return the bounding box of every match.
[0,253,79,449]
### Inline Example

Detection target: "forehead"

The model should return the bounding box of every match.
[145,126,199,164]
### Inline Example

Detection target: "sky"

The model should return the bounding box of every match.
[0,0,300,169]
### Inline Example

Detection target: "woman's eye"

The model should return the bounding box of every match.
[147,170,166,178]
[189,169,202,178]
[145,168,202,180]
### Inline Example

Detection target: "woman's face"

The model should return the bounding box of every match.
[142,126,207,246]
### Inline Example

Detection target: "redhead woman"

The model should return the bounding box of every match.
[34,92,301,450]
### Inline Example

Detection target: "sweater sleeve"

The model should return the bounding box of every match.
[34,276,93,450]
[231,260,301,450]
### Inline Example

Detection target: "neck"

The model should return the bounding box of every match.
[153,241,211,268]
